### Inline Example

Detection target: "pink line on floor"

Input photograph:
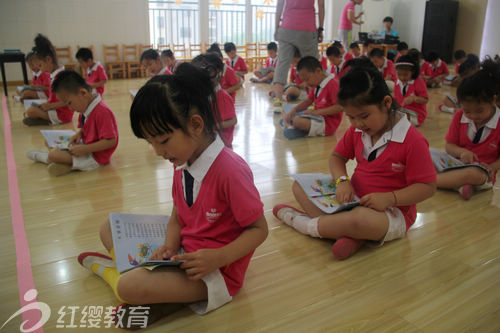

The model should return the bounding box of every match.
[2,94,43,332]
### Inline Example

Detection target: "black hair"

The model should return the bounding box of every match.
[396,54,420,79]
[408,48,423,61]
[457,59,500,104]
[191,53,224,81]
[454,49,466,61]
[383,16,394,24]
[342,57,377,76]
[140,49,160,62]
[397,42,408,52]
[369,48,385,58]
[161,49,174,58]
[224,42,236,53]
[425,51,439,62]
[207,43,223,58]
[26,51,35,62]
[52,69,91,93]
[458,53,480,76]
[75,48,93,62]
[267,42,278,51]
[326,45,341,57]
[349,42,359,49]
[297,56,322,72]
[32,34,58,65]
[130,62,220,141]
[332,41,344,50]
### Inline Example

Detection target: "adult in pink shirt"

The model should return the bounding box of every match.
[270,0,325,112]
[338,0,364,48]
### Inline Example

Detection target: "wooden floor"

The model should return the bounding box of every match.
[1,74,500,332]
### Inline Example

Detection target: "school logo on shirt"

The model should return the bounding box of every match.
[391,163,405,173]
[206,208,222,223]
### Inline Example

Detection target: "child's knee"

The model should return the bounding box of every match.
[465,167,488,184]
[117,271,147,304]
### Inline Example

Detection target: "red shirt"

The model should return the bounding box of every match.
[48,66,74,123]
[421,59,449,78]
[379,58,397,82]
[79,97,119,165]
[394,78,428,126]
[266,57,278,68]
[343,52,354,62]
[307,74,342,136]
[221,65,239,101]
[86,62,108,96]
[226,56,248,74]
[289,66,303,85]
[320,56,328,70]
[32,70,50,97]
[334,124,436,230]
[216,87,236,148]
[172,148,264,296]
[445,109,500,166]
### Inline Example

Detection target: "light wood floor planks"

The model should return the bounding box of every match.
[1,74,499,332]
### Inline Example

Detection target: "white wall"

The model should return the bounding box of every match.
[480,0,500,59]
[0,0,149,83]
[392,0,426,49]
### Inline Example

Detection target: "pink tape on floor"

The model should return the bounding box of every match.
[2,94,44,332]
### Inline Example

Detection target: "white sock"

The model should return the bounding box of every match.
[291,216,321,238]
[27,150,49,164]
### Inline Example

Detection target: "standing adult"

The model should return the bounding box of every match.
[338,0,364,49]
[271,0,325,112]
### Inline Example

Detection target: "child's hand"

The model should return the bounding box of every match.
[68,144,88,157]
[150,245,177,261]
[479,162,496,182]
[283,109,295,125]
[402,96,414,106]
[459,150,478,164]
[69,132,82,145]
[39,103,50,112]
[360,192,394,212]
[172,248,224,281]
[336,181,355,204]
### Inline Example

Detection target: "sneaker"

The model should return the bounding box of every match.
[459,184,475,201]
[22,118,51,126]
[26,150,49,164]
[48,163,72,176]
[439,104,455,114]
[77,252,115,271]
[272,98,283,113]
[283,128,308,140]
[272,204,306,220]
[332,237,365,260]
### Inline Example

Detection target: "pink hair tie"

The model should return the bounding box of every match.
[395,62,414,67]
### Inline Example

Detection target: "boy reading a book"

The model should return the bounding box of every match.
[27,70,118,176]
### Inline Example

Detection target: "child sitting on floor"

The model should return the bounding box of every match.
[15,51,50,102]
[76,47,108,96]
[250,42,278,83]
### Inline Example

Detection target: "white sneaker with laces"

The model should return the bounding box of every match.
[26,150,49,164]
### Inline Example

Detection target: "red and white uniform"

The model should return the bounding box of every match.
[86,62,108,96]
[320,56,328,70]
[307,74,342,136]
[289,65,303,85]
[32,70,50,97]
[266,57,278,68]
[48,66,74,123]
[157,66,173,76]
[334,115,437,230]
[378,58,397,82]
[172,136,264,296]
[215,85,236,148]
[343,52,354,62]
[78,94,119,165]
[421,59,449,78]
[221,64,239,101]
[394,78,429,126]
[226,55,248,75]
[445,108,500,172]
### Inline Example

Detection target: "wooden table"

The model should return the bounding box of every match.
[0,52,28,96]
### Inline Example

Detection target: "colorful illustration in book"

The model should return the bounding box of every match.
[310,178,337,196]
[128,243,159,266]
[313,195,341,209]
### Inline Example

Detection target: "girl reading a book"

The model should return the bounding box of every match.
[436,59,500,200]
[273,67,436,260]
[78,63,268,329]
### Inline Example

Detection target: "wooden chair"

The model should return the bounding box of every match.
[55,46,77,71]
[122,44,142,78]
[172,44,187,60]
[102,44,126,79]
[189,43,203,59]
[76,45,95,76]
[318,42,330,57]
[257,42,268,57]
[245,43,258,71]
[139,44,154,76]
[157,44,170,51]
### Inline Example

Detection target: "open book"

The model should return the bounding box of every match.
[287,173,360,214]
[282,103,323,122]
[17,85,39,93]
[23,99,47,110]
[40,130,76,150]
[430,148,489,175]
[109,213,182,274]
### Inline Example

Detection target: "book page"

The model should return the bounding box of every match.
[40,130,76,150]
[23,99,47,110]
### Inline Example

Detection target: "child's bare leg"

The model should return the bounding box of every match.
[100,219,114,251]
[254,71,263,79]
[48,148,73,165]
[291,116,311,132]
[25,106,50,120]
[436,168,488,189]
[261,72,274,83]
[317,206,389,241]
[292,181,323,217]
[117,267,207,305]
[21,90,39,99]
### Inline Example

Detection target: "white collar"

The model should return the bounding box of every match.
[158,66,170,75]
[319,74,335,89]
[397,79,414,87]
[87,62,100,74]
[381,57,388,71]
[50,66,65,81]
[175,135,225,183]
[83,94,102,119]
[215,83,222,92]
[460,106,500,130]
[436,59,442,68]
[223,63,227,76]
[355,111,411,146]
[231,55,239,64]
[33,70,42,77]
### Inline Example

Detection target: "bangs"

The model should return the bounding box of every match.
[129,80,183,139]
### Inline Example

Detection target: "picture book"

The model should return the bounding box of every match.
[109,213,182,274]
[430,148,489,175]
[282,103,323,122]
[287,173,360,214]
[40,130,76,150]
[23,99,47,110]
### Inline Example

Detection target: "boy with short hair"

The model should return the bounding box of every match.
[76,48,108,96]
